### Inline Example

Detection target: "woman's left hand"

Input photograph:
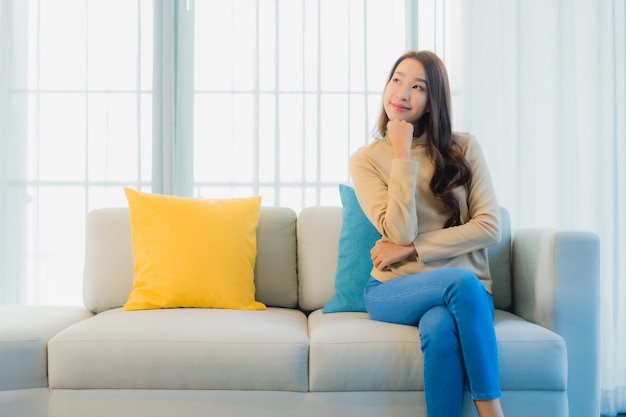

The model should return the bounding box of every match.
[370,240,417,271]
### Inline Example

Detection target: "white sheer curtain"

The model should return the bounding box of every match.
[0,0,154,304]
[456,1,625,416]
[182,0,407,207]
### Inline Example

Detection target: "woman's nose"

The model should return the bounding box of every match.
[397,86,410,101]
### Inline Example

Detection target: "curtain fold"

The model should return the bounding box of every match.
[0,0,9,303]
[458,1,625,416]
[600,0,626,414]
[0,0,154,304]
[151,0,178,196]
[0,0,27,303]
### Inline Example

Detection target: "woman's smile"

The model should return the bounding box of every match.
[390,102,411,112]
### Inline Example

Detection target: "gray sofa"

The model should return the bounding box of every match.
[0,206,600,417]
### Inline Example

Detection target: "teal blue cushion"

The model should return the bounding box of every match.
[323,184,381,313]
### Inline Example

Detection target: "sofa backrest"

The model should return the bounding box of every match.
[489,207,513,310]
[83,205,511,314]
[296,207,342,312]
[83,206,298,313]
[297,206,512,312]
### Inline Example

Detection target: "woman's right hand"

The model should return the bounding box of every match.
[387,119,413,160]
[370,240,417,271]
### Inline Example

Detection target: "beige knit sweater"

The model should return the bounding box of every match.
[349,132,501,292]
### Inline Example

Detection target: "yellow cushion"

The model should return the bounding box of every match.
[123,188,266,311]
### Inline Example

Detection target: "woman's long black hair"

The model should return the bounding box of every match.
[376,50,472,228]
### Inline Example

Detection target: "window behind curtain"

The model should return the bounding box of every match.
[185,0,407,209]
[1,0,153,304]
[1,0,458,305]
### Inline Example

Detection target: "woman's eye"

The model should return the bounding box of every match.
[413,85,423,91]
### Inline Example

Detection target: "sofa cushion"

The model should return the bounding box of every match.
[308,309,423,391]
[494,310,567,390]
[323,185,381,313]
[123,189,265,311]
[297,207,342,312]
[488,207,512,310]
[48,307,309,392]
[307,309,566,392]
[253,207,298,308]
[0,306,92,391]
[83,207,298,313]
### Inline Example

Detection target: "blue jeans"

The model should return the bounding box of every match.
[363,267,500,417]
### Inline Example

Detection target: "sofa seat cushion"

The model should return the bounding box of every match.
[0,306,93,391]
[495,310,567,390]
[308,309,423,391]
[48,307,309,392]
[308,309,566,392]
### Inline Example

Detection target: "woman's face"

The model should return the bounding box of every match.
[383,58,429,125]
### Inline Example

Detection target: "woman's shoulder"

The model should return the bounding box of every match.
[351,137,390,159]
[452,131,483,155]
[349,138,393,175]
[452,131,476,146]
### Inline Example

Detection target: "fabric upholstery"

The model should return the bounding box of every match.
[82,208,135,313]
[513,229,601,417]
[308,309,422,391]
[323,185,381,313]
[296,207,342,312]
[123,189,264,311]
[493,310,566,390]
[253,207,298,308]
[0,306,92,390]
[0,389,49,417]
[48,307,309,391]
[46,389,567,417]
[307,309,565,392]
[487,207,513,309]
[83,207,299,313]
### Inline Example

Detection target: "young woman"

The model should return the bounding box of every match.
[349,50,505,417]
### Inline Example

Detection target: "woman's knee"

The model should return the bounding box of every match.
[419,306,459,352]
[442,268,494,320]
[443,268,484,298]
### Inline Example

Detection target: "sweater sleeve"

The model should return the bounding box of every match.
[349,150,420,245]
[413,135,502,262]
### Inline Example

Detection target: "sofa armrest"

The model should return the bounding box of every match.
[511,228,600,417]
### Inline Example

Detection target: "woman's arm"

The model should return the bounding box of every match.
[412,135,501,262]
[349,149,420,246]
[370,240,417,271]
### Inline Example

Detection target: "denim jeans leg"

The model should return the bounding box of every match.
[362,267,501,412]
[438,268,498,400]
[418,305,464,416]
